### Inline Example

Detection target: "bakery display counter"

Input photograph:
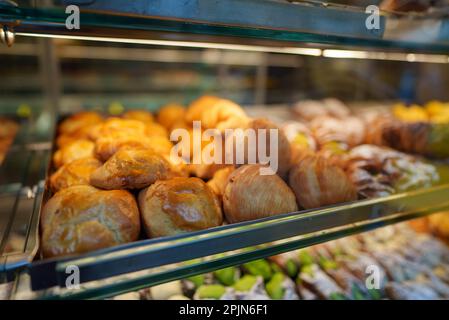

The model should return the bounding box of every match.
[1,97,445,300]
[3,0,449,53]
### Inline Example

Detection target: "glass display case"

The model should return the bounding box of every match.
[1,0,449,300]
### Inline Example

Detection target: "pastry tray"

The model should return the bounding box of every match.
[2,111,449,299]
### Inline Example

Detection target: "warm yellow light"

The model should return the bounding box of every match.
[16,32,322,56]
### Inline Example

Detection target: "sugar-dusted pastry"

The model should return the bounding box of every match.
[53,139,95,168]
[223,165,298,223]
[207,166,235,197]
[122,109,154,124]
[138,177,223,238]
[90,147,178,190]
[41,185,140,258]
[310,115,365,148]
[157,103,186,130]
[50,157,102,192]
[288,154,357,209]
[58,111,103,135]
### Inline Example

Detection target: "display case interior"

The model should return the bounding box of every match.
[1,0,449,300]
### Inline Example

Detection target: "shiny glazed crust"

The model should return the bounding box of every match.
[41,185,140,258]
[138,177,223,238]
[50,157,102,192]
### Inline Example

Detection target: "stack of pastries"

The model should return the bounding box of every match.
[41,96,443,259]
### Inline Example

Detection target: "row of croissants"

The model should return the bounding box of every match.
[41,96,441,258]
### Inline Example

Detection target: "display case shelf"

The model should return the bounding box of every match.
[19,179,449,299]
[3,0,449,53]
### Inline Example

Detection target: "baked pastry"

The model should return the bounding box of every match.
[288,154,357,209]
[50,157,102,192]
[58,111,103,135]
[310,116,365,148]
[41,185,140,258]
[365,103,449,158]
[236,118,292,178]
[223,165,298,223]
[282,121,317,164]
[186,96,248,131]
[90,147,178,190]
[89,117,147,141]
[145,122,168,138]
[344,144,439,198]
[53,139,95,168]
[207,166,235,197]
[186,95,221,123]
[138,177,223,238]
[122,109,154,124]
[157,103,186,130]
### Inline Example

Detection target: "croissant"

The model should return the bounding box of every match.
[288,154,357,209]
[223,165,298,223]
[90,147,178,190]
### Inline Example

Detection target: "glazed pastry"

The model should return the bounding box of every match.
[58,111,103,135]
[50,157,102,192]
[138,177,223,238]
[207,166,235,197]
[41,185,140,258]
[157,103,186,130]
[122,109,154,124]
[288,154,357,209]
[223,165,298,223]
[90,147,178,190]
[53,139,95,168]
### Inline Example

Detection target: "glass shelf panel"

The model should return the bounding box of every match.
[2,0,449,53]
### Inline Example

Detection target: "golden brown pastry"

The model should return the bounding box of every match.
[58,111,103,135]
[94,133,152,162]
[122,109,154,124]
[138,177,223,238]
[223,165,298,223]
[53,139,95,168]
[288,154,357,209]
[207,166,235,197]
[282,121,317,164]
[186,96,248,131]
[90,147,178,190]
[41,185,140,258]
[89,117,147,141]
[185,95,221,124]
[201,99,248,131]
[241,118,292,178]
[50,157,102,192]
[145,122,168,138]
[157,103,186,130]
